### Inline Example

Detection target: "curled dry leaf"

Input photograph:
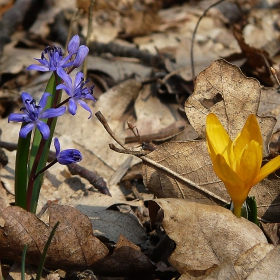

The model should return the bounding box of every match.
[141,59,280,220]
[179,259,240,280]
[0,205,109,269]
[76,207,147,244]
[185,59,275,156]
[235,243,274,279]
[149,198,267,276]
[95,234,155,277]
[236,244,280,279]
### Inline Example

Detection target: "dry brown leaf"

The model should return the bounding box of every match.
[95,234,155,277]
[8,262,38,280]
[236,244,280,279]
[0,205,109,269]
[232,24,273,86]
[149,198,267,276]
[75,207,147,244]
[142,140,229,204]
[234,243,274,279]
[141,59,280,220]
[260,222,280,245]
[179,259,239,280]
[258,86,280,131]
[185,59,275,156]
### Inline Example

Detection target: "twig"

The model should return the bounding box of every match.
[83,0,95,79]
[67,163,111,196]
[126,122,156,151]
[95,111,151,156]
[109,143,149,157]
[125,123,184,144]
[0,140,111,196]
[66,9,82,50]
[191,0,226,84]
[95,111,128,150]
[270,67,280,87]
[89,41,164,68]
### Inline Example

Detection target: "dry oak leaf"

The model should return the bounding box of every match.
[95,234,155,277]
[236,244,280,279]
[142,59,280,220]
[0,205,109,269]
[149,198,267,276]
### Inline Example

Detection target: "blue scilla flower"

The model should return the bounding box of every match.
[26,35,89,74]
[54,137,82,164]
[8,92,66,139]
[56,68,96,118]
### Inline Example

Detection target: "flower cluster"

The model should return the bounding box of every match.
[8,35,96,212]
[27,35,88,75]
[206,113,280,217]
[9,35,95,162]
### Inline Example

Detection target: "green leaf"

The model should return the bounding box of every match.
[224,197,258,225]
[246,196,259,226]
[21,244,28,280]
[36,221,60,280]
[14,126,31,209]
[28,73,62,213]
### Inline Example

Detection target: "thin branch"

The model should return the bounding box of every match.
[109,143,149,157]
[191,0,226,84]
[83,0,95,79]
[95,111,128,150]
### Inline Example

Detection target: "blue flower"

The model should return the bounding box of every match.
[8,92,66,139]
[54,137,82,164]
[56,68,96,118]
[26,35,88,74]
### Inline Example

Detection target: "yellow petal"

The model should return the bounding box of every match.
[234,114,262,159]
[212,154,248,205]
[252,155,280,185]
[236,140,262,185]
[206,113,232,164]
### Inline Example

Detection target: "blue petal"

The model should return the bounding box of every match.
[67,35,80,54]
[68,99,77,115]
[38,92,51,109]
[8,113,30,123]
[84,93,96,101]
[26,64,49,71]
[40,107,66,119]
[72,46,88,67]
[74,72,84,88]
[21,92,33,104]
[57,149,82,164]
[19,123,35,138]
[54,137,60,156]
[77,100,92,119]
[36,58,49,67]
[56,84,72,96]
[60,54,73,67]
[57,68,72,89]
[36,120,50,139]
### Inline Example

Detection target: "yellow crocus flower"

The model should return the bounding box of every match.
[206,113,280,217]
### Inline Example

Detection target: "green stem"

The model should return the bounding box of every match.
[36,221,60,280]
[34,159,58,180]
[15,126,31,209]
[27,72,62,213]
[21,244,28,280]
[26,136,47,212]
